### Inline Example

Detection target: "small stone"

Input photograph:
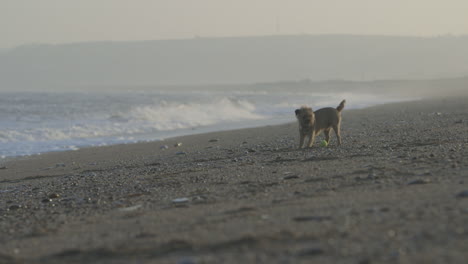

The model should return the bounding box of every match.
[119,204,143,212]
[177,258,196,264]
[407,179,430,185]
[358,258,372,264]
[455,190,468,199]
[8,205,21,211]
[174,142,182,147]
[283,175,300,180]
[48,193,60,199]
[297,247,324,256]
[160,145,169,150]
[172,197,189,204]
[209,139,219,142]
[293,216,332,222]
[380,207,390,212]
[42,198,52,203]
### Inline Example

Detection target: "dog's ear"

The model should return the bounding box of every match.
[295,109,300,116]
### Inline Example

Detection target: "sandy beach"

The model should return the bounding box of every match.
[1,96,468,264]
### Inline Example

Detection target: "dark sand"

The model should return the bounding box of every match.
[1,97,468,264]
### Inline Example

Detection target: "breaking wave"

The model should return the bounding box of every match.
[0,95,265,157]
[115,97,263,131]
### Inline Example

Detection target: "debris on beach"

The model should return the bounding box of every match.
[177,258,196,264]
[172,197,190,204]
[283,175,300,180]
[407,179,431,185]
[174,142,183,147]
[48,193,60,199]
[118,204,143,212]
[293,216,332,222]
[455,190,468,198]
[296,247,325,257]
[8,205,22,211]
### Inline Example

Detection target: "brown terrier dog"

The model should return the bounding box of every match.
[295,100,345,148]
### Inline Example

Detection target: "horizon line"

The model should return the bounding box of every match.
[4,33,468,51]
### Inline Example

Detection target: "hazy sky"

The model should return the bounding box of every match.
[2,0,468,49]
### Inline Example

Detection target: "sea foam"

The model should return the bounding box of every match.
[0,90,411,158]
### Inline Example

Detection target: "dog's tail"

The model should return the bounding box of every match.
[336,100,346,112]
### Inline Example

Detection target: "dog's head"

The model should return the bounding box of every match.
[295,106,315,127]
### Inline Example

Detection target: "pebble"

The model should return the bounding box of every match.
[174,142,183,147]
[407,179,430,185]
[48,193,60,199]
[177,258,196,264]
[172,197,190,204]
[455,190,468,199]
[119,204,143,212]
[160,145,169,150]
[209,139,219,142]
[358,258,372,264]
[293,216,332,222]
[42,198,52,203]
[8,205,21,211]
[297,247,324,256]
[283,175,300,180]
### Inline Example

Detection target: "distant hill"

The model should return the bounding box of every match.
[1,35,468,91]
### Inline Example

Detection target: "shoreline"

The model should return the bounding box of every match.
[1,96,467,263]
[0,95,418,162]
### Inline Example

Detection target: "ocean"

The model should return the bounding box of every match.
[0,89,408,158]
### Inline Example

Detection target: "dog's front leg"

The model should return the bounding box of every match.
[299,132,305,149]
[307,131,316,148]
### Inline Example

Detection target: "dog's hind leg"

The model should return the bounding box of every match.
[324,129,331,144]
[332,124,342,145]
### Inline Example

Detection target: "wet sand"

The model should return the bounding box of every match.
[1,96,468,264]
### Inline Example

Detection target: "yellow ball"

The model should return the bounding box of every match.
[320,140,328,147]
